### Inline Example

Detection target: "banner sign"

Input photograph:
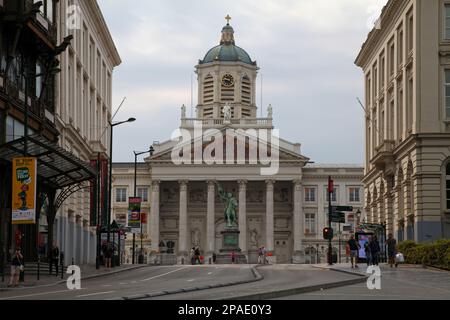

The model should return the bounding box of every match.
[12,157,37,225]
[127,197,142,233]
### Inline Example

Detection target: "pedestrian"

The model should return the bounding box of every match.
[347,235,361,269]
[190,247,195,265]
[212,253,217,264]
[386,234,398,268]
[8,249,24,288]
[104,243,113,268]
[194,246,201,265]
[369,236,381,266]
[364,242,372,266]
[262,247,268,264]
[231,251,236,264]
[49,242,60,276]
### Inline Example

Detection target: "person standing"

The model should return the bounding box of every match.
[386,234,398,268]
[369,236,381,266]
[364,242,372,266]
[8,249,24,287]
[194,246,201,265]
[49,243,60,276]
[347,235,361,269]
[104,243,113,268]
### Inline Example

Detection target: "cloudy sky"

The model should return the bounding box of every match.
[97,0,388,164]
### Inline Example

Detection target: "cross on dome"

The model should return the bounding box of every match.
[225,14,232,25]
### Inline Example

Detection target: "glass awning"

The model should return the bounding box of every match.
[0,134,96,189]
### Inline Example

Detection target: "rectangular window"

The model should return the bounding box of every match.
[380,54,385,89]
[137,187,149,203]
[325,187,338,203]
[389,40,395,77]
[116,188,127,203]
[305,188,316,202]
[445,70,450,119]
[305,214,317,235]
[407,12,414,53]
[398,26,404,65]
[349,188,361,203]
[445,5,450,39]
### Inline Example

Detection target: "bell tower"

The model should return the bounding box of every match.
[195,16,259,120]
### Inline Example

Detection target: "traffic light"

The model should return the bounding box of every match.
[323,227,334,240]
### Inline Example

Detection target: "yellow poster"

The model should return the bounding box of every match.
[12,157,37,225]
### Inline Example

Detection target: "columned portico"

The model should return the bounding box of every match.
[150,181,160,252]
[178,181,189,257]
[238,180,247,253]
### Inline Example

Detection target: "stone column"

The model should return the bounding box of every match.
[238,180,247,253]
[265,180,275,260]
[206,181,216,256]
[178,181,189,258]
[150,181,160,252]
[293,180,305,264]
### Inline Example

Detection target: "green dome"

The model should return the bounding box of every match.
[200,22,255,65]
[202,44,253,64]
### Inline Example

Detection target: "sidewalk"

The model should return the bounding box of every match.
[0,264,147,291]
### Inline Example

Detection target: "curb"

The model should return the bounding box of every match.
[311,265,368,278]
[0,265,148,292]
[120,265,264,300]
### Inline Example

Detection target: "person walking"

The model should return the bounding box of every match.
[369,236,381,266]
[194,246,201,265]
[347,235,361,269]
[364,242,372,266]
[386,234,398,268]
[190,247,195,265]
[8,249,24,287]
[104,243,113,269]
[49,242,60,276]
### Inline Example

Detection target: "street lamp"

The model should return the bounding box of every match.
[107,117,136,268]
[133,146,155,265]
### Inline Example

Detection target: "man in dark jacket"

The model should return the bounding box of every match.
[49,243,60,276]
[369,236,381,266]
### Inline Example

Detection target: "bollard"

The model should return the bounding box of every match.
[60,252,65,280]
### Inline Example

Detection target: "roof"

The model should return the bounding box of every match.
[0,135,96,188]
[202,44,253,65]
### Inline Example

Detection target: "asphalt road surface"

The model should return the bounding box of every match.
[0,265,255,300]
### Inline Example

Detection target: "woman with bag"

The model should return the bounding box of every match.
[8,249,24,287]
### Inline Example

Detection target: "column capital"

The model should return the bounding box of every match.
[207,180,216,192]
[238,180,248,189]
[265,179,276,186]
[179,180,189,191]
[151,180,161,192]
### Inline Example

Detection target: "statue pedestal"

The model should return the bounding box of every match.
[247,249,259,264]
[215,228,247,264]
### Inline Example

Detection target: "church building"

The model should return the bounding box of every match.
[112,18,365,264]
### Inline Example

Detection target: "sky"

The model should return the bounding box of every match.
[97,0,388,164]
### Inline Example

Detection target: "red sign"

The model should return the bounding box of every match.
[15,230,22,246]
[141,213,147,224]
[328,177,334,193]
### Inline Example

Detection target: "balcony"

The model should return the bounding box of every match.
[371,140,395,171]
[180,118,274,130]
[2,0,57,50]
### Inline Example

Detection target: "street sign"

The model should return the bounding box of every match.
[331,211,346,223]
[333,206,353,212]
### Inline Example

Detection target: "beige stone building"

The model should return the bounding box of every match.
[113,20,365,264]
[53,0,121,265]
[355,0,450,243]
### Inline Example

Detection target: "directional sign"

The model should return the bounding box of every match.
[333,206,354,212]
[331,211,346,223]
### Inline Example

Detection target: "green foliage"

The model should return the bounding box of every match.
[398,240,450,269]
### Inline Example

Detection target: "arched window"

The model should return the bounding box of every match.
[446,163,450,210]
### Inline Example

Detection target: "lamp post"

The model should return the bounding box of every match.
[107,118,136,268]
[133,146,154,265]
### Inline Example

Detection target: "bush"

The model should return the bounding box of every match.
[399,240,450,268]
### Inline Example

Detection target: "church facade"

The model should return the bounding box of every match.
[112,19,365,264]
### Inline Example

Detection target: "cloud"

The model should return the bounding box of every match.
[98,0,388,163]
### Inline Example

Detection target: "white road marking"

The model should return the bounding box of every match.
[187,279,195,282]
[77,291,115,298]
[208,272,213,275]
[140,267,188,282]
[0,288,87,300]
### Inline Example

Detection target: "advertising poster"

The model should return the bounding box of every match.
[12,157,37,225]
[127,197,142,233]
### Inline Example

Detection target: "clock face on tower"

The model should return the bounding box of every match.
[221,74,235,87]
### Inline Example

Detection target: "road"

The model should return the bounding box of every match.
[276,265,450,300]
[0,265,255,300]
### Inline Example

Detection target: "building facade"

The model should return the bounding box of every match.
[53,0,121,266]
[113,20,365,264]
[355,0,450,243]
